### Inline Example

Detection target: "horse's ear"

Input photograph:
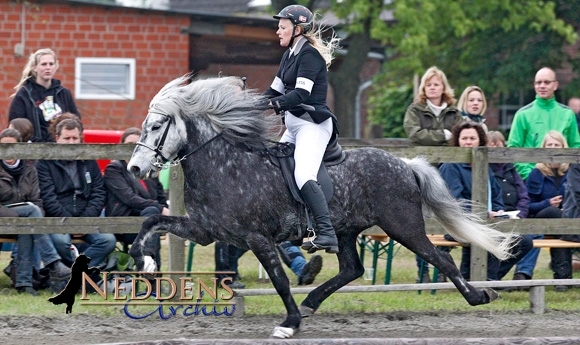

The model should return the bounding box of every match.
[179,72,195,86]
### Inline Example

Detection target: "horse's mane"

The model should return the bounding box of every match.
[149,75,282,150]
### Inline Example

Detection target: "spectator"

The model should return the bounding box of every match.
[507,67,580,180]
[8,118,34,143]
[3,118,35,279]
[9,48,80,143]
[562,162,580,273]
[515,130,570,291]
[487,131,536,287]
[278,241,323,285]
[439,122,532,281]
[403,66,463,146]
[0,128,70,295]
[36,117,116,269]
[487,131,530,219]
[403,66,462,281]
[104,127,168,270]
[568,97,580,133]
[457,85,488,132]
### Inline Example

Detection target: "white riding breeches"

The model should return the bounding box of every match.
[280,113,333,189]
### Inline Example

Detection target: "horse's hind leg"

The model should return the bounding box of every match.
[129,215,213,272]
[389,224,497,306]
[300,232,364,316]
[246,234,301,338]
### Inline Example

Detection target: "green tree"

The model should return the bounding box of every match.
[367,83,413,138]
[270,0,383,137]
[368,0,578,137]
[270,1,578,138]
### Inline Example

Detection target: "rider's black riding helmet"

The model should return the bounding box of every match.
[273,5,313,34]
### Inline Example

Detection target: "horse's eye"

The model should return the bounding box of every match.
[151,124,162,131]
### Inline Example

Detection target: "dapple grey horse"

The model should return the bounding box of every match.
[127,75,515,338]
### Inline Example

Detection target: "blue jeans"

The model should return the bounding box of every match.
[460,234,534,280]
[13,204,61,288]
[513,234,544,278]
[278,241,306,277]
[51,232,117,268]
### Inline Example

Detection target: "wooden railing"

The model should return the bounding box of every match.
[0,141,579,280]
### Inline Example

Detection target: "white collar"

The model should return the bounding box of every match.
[289,36,307,56]
[427,99,448,116]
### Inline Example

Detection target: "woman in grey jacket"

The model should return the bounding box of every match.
[403,66,463,146]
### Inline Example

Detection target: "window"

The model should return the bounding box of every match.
[75,58,135,100]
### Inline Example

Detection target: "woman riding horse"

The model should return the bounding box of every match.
[264,5,342,254]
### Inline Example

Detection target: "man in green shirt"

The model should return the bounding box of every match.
[507,67,580,179]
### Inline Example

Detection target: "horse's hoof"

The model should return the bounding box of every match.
[300,305,315,318]
[143,256,157,273]
[271,326,295,338]
[483,288,500,303]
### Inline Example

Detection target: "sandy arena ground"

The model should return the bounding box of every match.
[1,310,579,344]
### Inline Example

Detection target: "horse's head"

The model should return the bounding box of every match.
[128,74,280,179]
[128,77,190,179]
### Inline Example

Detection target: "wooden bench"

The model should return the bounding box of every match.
[360,233,580,286]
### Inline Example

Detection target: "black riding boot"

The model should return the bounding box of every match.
[300,180,339,253]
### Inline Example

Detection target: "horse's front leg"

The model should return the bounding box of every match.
[300,232,363,316]
[246,234,301,339]
[129,215,213,272]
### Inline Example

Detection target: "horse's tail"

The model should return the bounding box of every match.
[402,156,516,260]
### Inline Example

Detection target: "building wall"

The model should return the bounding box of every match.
[0,0,190,130]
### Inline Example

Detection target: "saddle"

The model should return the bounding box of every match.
[268,134,346,243]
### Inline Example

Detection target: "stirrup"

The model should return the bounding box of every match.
[301,229,339,254]
[301,228,318,251]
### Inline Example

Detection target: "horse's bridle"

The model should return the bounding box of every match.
[136,75,247,168]
[136,113,223,168]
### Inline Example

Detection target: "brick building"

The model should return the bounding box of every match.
[0,0,382,136]
[0,0,195,130]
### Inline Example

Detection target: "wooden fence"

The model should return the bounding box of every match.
[0,141,579,281]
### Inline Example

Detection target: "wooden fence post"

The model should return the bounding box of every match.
[471,147,488,281]
[168,165,186,272]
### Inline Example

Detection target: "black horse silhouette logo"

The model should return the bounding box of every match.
[48,254,100,314]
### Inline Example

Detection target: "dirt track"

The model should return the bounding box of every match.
[1,310,579,344]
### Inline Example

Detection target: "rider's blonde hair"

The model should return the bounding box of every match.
[301,14,341,70]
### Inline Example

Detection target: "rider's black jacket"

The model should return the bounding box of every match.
[263,37,337,132]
